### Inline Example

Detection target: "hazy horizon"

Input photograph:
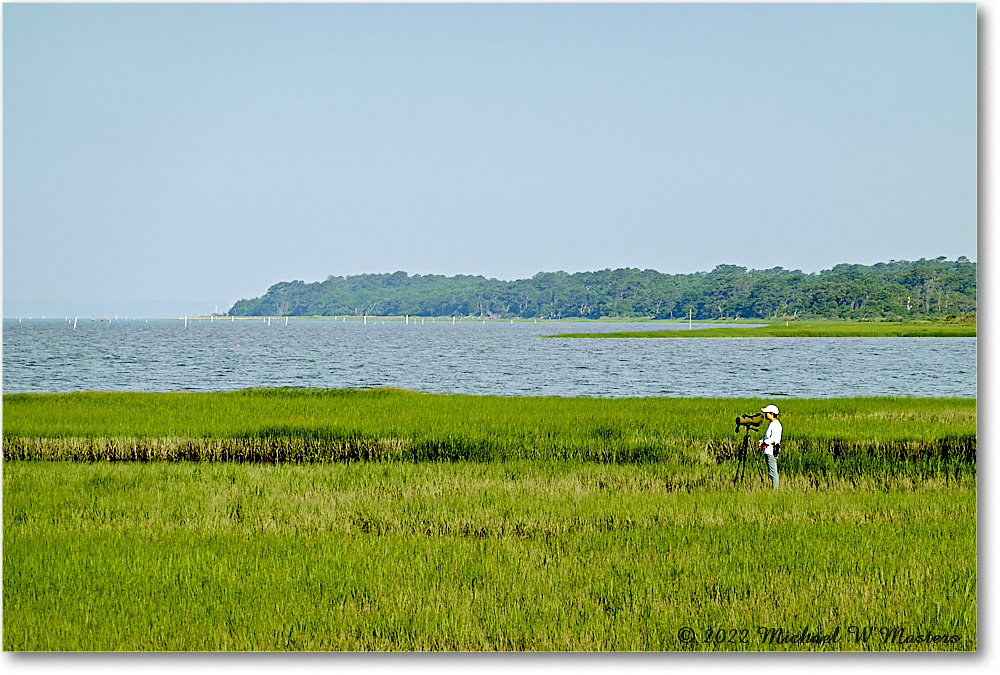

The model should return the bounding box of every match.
[3,3,978,318]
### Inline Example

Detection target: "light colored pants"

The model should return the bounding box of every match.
[765,454,779,489]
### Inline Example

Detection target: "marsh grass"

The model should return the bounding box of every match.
[3,461,977,651]
[2,390,977,485]
[2,390,977,650]
[545,320,977,338]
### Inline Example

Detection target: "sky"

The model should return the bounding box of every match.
[1,2,979,318]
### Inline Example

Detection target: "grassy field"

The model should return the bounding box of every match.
[2,389,977,469]
[544,320,977,338]
[2,389,978,651]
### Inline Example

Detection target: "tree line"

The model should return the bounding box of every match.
[228,257,976,321]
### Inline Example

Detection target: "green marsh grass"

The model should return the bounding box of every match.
[2,390,977,650]
[545,320,977,338]
[4,461,976,651]
[2,390,977,485]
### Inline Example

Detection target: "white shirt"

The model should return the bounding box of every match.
[761,419,782,455]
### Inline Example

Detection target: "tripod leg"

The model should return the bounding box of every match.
[733,432,750,487]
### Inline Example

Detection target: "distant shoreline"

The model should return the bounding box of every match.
[4,315,753,324]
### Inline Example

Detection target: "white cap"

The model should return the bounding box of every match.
[761,404,780,415]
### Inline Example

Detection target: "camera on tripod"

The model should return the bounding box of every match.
[734,413,763,434]
[732,412,766,488]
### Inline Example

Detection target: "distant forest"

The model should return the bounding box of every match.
[228,257,976,321]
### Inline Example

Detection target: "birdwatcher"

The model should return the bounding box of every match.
[759,404,782,489]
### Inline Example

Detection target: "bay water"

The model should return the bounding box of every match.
[1,318,976,398]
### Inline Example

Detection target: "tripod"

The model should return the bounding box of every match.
[732,427,766,488]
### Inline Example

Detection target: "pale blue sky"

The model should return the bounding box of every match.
[2,2,978,317]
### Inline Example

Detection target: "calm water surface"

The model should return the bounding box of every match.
[1,318,976,398]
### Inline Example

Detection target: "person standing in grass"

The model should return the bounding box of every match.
[759,404,782,489]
